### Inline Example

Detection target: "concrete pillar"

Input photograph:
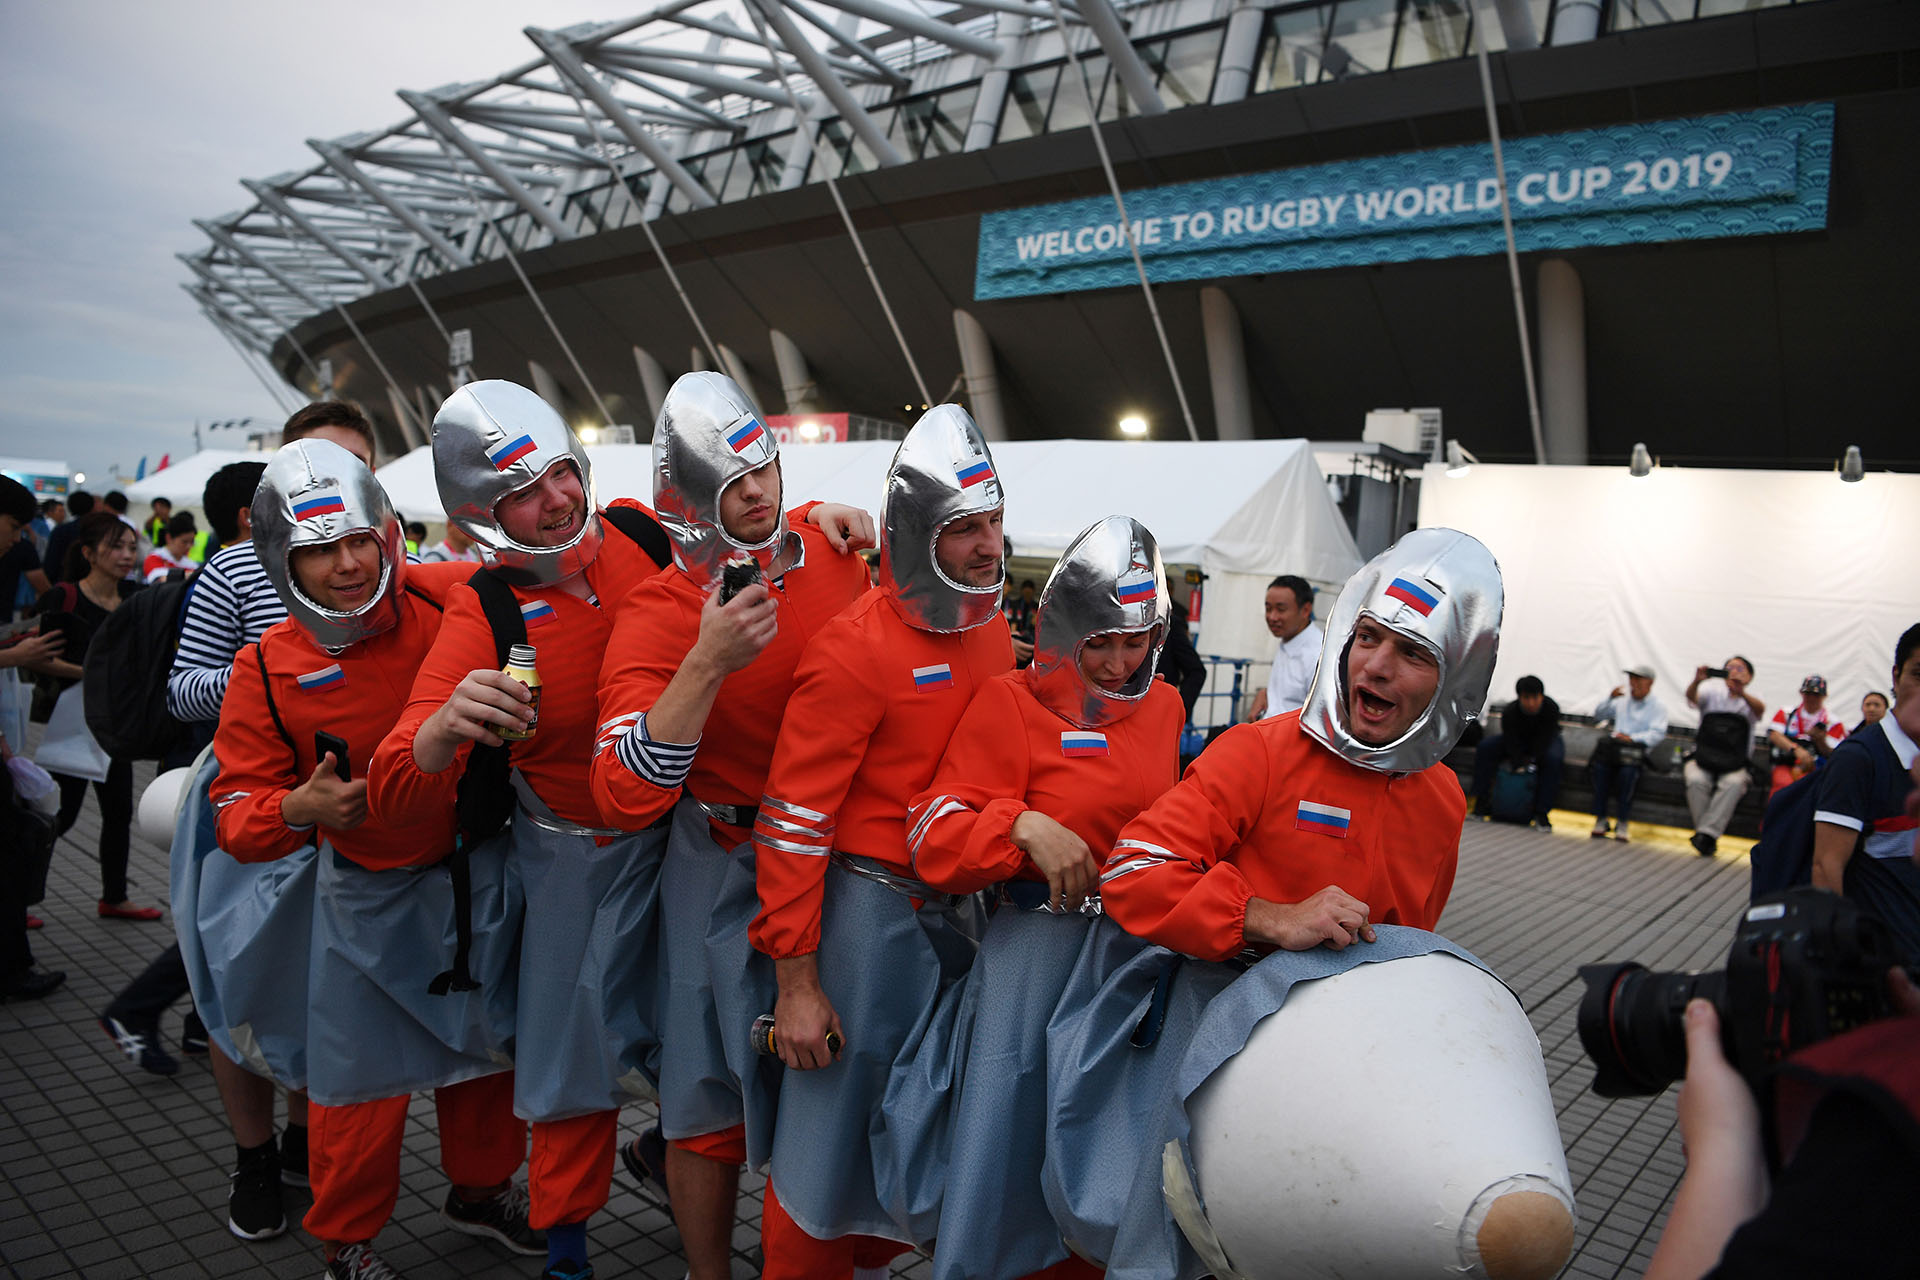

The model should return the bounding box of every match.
[717,344,763,414]
[633,346,670,429]
[1211,0,1268,105]
[1200,286,1253,440]
[527,360,567,415]
[1548,0,1601,45]
[689,346,708,373]
[952,309,1008,441]
[769,329,822,413]
[1536,258,1588,464]
[966,12,1027,151]
[386,386,425,451]
[1492,0,1540,52]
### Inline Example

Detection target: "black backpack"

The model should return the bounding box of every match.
[1691,710,1754,777]
[82,576,193,761]
[1748,735,1891,901]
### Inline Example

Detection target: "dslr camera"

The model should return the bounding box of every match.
[1576,888,1905,1098]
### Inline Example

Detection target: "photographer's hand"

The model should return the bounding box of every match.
[1644,1000,1768,1280]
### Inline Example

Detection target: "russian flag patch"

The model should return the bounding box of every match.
[487,434,538,471]
[955,458,994,489]
[1115,571,1156,606]
[1295,800,1351,838]
[912,663,954,691]
[1384,577,1439,616]
[725,417,767,455]
[292,491,346,521]
[296,664,346,694]
[519,599,557,628]
[1060,730,1109,757]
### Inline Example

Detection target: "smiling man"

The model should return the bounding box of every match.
[1100,528,1503,961]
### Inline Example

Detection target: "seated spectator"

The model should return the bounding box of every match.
[142,513,198,582]
[1591,664,1667,843]
[1248,573,1320,721]
[1858,690,1890,729]
[1469,675,1563,830]
[1685,657,1764,857]
[1765,675,1846,796]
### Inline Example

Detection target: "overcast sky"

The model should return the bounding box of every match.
[0,0,645,491]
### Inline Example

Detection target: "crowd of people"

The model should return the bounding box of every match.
[2,377,1914,1280]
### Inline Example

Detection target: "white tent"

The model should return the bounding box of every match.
[377,437,1362,669]
[1418,462,1920,727]
[122,451,259,507]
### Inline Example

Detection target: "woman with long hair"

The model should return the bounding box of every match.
[31,509,162,921]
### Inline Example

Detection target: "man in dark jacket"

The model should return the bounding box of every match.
[1470,674,1563,830]
[1157,588,1207,721]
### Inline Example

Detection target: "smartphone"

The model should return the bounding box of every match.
[314,732,351,781]
[1705,666,1730,679]
[719,558,763,605]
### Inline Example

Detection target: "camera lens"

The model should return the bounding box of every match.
[1576,962,1726,1097]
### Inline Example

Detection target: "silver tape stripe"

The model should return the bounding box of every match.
[1114,837,1175,859]
[1098,855,1168,885]
[907,793,962,848]
[755,811,834,840]
[760,793,830,823]
[755,833,833,857]
[907,799,969,853]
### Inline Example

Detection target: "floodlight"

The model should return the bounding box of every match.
[1118,415,1148,438]
[1840,446,1864,482]
[1629,443,1653,478]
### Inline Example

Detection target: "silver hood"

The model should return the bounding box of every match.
[433,380,603,588]
[1026,516,1169,729]
[252,438,407,653]
[651,371,796,590]
[878,404,1005,633]
[1299,527,1503,774]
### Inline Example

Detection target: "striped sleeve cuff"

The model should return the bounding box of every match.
[905,793,972,864]
[1812,809,1865,832]
[1100,837,1179,885]
[753,794,834,858]
[600,712,699,789]
[166,664,231,724]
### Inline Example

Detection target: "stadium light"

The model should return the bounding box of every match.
[1444,440,1477,477]
[1840,445,1864,482]
[1118,415,1148,438]
[73,471,87,484]
[798,421,822,442]
[1629,442,1654,478]
[578,425,601,445]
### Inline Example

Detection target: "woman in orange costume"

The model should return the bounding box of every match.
[883,515,1184,1280]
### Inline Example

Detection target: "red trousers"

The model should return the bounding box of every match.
[760,1181,910,1280]
[668,1121,746,1165]
[305,1070,525,1246]
[529,1108,618,1229]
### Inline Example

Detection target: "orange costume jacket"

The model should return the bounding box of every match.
[212,561,470,870]
[368,500,669,831]
[908,672,1185,894]
[750,591,1013,958]
[1100,709,1465,961]
[590,514,868,832]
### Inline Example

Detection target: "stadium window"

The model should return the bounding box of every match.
[1147,27,1225,106]
[1321,0,1399,80]
[998,65,1062,143]
[1253,5,1334,93]
[1694,0,1794,16]
[1047,55,1109,133]
[707,149,745,204]
[900,83,980,160]
[1394,0,1473,69]
[1605,0,1686,29]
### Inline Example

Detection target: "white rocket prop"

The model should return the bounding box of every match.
[1174,953,1576,1280]
[137,765,196,848]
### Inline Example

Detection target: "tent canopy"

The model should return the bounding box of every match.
[122,451,259,507]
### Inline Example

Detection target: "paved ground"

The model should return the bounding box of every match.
[2,748,1753,1279]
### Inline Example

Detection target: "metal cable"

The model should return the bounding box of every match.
[1472,5,1546,464]
[205,313,302,415]
[746,2,934,408]
[1042,0,1199,441]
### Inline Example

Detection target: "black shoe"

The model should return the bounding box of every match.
[228,1143,287,1241]
[1529,817,1554,833]
[1690,832,1718,857]
[325,1242,401,1278]
[619,1126,670,1208]
[181,1007,209,1055]
[2,967,66,1002]
[280,1124,310,1189]
[442,1183,543,1256]
[542,1262,593,1280]
[99,1015,179,1076]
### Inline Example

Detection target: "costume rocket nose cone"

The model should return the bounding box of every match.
[1300,527,1503,774]
[1027,515,1169,729]
[253,438,407,652]
[880,404,1005,634]
[651,370,794,590]
[433,379,603,588]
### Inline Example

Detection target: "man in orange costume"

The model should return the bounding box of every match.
[750,405,1014,1278]
[588,372,872,1280]
[1101,526,1505,960]
[212,439,535,1279]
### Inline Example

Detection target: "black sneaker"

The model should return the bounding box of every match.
[281,1124,310,1189]
[181,1007,209,1055]
[228,1144,287,1241]
[99,1015,179,1077]
[441,1183,543,1256]
[1691,832,1718,857]
[2,967,66,1002]
[619,1126,670,1208]
[542,1262,593,1280]
[325,1241,401,1279]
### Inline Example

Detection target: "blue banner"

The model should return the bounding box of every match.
[974,103,1833,300]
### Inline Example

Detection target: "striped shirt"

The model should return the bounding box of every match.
[166,542,286,723]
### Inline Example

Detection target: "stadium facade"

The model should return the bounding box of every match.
[183,0,1918,472]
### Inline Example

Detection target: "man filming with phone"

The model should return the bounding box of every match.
[1684,658,1765,857]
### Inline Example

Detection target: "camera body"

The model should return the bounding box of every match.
[719,556,763,605]
[1577,888,1902,1098]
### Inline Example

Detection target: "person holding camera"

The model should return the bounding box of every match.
[1591,665,1669,842]
[1764,675,1846,797]
[1684,657,1765,857]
